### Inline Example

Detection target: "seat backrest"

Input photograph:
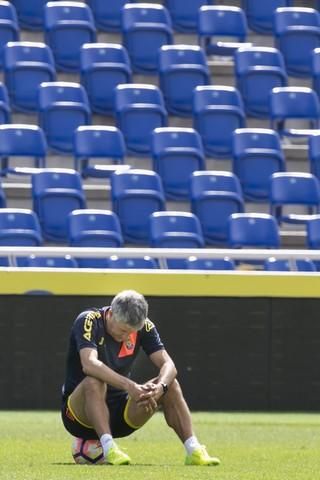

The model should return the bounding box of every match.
[191,170,243,198]
[275,7,320,34]
[228,213,280,248]
[81,42,130,69]
[199,5,248,37]
[106,255,157,269]
[309,132,320,175]
[233,128,283,156]
[122,3,172,30]
[270,172,320,204]
[0,1,18,24]
[68,208,123,244]
[235,46,286,75]
[26,255,77,268]
[114,83,165,110]
[44,1,95,29]
[32,168,84,195]
[186,256,235,270]
[0,208,41,231]
[270,87,320,119]
[164,0,211,32]
[193,85,244,112]
[264,257,316,272]
[111,168,164,198]
[152,127,204,156]
[74,126,125,159]
[86,0,132,31]
[149,211,204,246]
[4,41,55,68]
[0,124,47,156]
[39,81,89,109]
[159,44,208,71]
[243,0,291,33]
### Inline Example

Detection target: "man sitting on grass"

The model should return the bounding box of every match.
[61,289,220,466]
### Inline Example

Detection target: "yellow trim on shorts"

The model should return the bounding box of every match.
[67,396,94,429]
[123,397,143,430]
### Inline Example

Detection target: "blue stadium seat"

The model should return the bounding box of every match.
[0,179,5,206]
[274,7,320,77]
[307,214,320,248]
[44,1,96,72]
[86,0,133,32]
[270,87,320,139]
[105,255,158,269]
[149,211,204,269]
[111,169,165,244]
[198,5,251,57]
[11,0,48,31]
[308,132,320,179]
[25,255,78,268]
[228,213,280,248]
[32,168,86,242]
[242,0,292,34]
[0,82,10,125]
[80,43,132,115]
[68,208,123,268]
[0,208,43,266]
[190,170,244,245]
[0,124,47,176]
[74,126,128,179]
[186,256,235,270]
[4,41,56,112]
[312,47,320,99]
[122,3,173,74]
[159,45,210,117]
[264,257,316,272]
[0,1,19,68]
[270,172,320,225]
[232,128,285,202]
[193,85,245,158]
[114,84,167,155]
[39,81,91,153]
[164,0,211,33]
[235,47,287,118]
[151,127,205,200]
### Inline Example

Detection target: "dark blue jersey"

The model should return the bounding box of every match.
[62,307,164,400]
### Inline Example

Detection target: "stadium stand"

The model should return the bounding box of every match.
[185,256,236,270]
[25,254,78,267]
[227,213,281,248]
[264,256,316,271]
[0,0,319,270]
[105,255,158,269]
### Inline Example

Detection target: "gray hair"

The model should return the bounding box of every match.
[110,290,148,329]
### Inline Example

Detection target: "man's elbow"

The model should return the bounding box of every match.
[82,362,94,376]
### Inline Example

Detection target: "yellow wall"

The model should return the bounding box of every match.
[1,269,320,297]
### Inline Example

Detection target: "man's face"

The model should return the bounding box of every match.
[107,312,137,343]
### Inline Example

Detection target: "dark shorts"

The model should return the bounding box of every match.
[61,393,139,440]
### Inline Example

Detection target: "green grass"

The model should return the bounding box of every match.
[0,411,320,480]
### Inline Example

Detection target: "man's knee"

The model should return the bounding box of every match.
[82,376,106,400]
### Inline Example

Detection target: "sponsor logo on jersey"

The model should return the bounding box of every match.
[145,318,155,332]
[83,310,101,341]
[118,332,137,358]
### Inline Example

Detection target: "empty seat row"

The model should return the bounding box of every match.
[2,167,320,247]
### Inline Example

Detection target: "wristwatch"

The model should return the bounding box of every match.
[160,382,168,395]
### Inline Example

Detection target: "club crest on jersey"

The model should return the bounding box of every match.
[118,332,137,358]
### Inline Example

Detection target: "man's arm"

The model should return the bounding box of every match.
[79,347,153,402]
[147,349,178,400]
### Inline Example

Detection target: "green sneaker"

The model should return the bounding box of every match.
[185,445,220,466]
[105,444,131,465]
